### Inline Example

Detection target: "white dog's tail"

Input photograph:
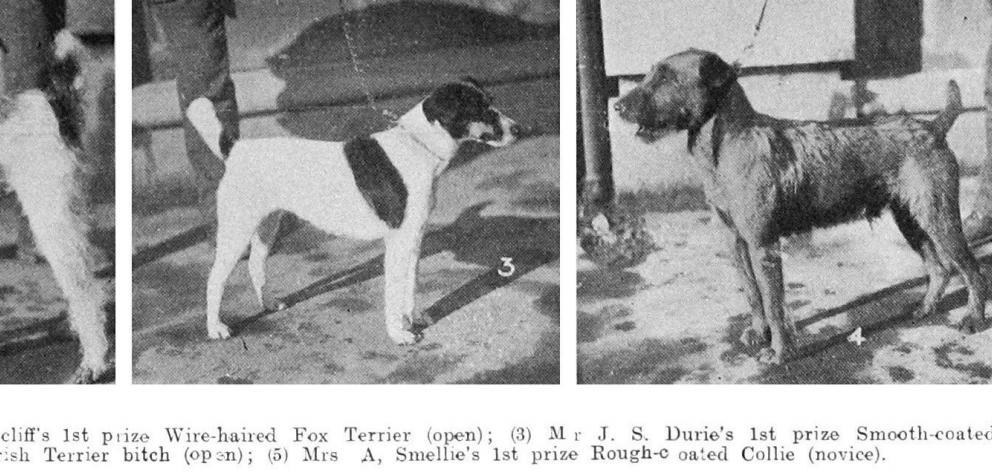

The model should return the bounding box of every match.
[186,97,234,159]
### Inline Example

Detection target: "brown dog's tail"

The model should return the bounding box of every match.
[930,80,962,136]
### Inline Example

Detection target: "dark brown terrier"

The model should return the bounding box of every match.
[614,48,987,364]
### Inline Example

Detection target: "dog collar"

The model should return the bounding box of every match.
[395,122,448,166]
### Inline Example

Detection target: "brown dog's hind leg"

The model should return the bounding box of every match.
[890,203,951,320]
[748,241,795,364]
[917,241,952,320]
[930,229,987,333]
[911,191,988,333]
[729,233,769,346]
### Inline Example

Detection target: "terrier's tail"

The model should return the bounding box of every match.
[930,80,962,136]
[186,97,235,159]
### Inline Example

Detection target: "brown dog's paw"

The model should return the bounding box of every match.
[954,316,987,335]
[739,327,769,347]
[756,345,792,365]
[911,300,939,321]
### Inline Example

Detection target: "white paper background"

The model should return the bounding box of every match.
[1,2,990,471]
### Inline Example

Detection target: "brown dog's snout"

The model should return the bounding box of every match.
[614,89,646,121]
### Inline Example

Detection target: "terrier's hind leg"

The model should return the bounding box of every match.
[248,230,285,312]
[206,208,261,340]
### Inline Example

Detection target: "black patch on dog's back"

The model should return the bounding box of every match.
[344,137,408,228]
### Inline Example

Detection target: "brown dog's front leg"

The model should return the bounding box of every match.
[748,242,794,364]
[729,234,769,347]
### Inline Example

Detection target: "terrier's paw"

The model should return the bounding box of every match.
[207,322,232,340]
[408,312,434,330]
[388,327,422,346]
[262,295,287,312]
[739,327,769,347]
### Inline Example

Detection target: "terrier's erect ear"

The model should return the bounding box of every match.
[422,90,456,126]
[699,53,737,89]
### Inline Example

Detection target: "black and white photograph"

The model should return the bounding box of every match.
[578,0,992,384]
[132,0,559,384]
[0,1,115,384]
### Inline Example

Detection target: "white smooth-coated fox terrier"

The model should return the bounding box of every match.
[186,78,520,345]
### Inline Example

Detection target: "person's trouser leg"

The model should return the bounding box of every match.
[152,0,238,220]
[0,0,52,93]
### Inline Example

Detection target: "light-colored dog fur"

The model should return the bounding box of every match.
[0,31,108,383]
[187,80,518,344]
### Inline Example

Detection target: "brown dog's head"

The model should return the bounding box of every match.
[614,49,737,143]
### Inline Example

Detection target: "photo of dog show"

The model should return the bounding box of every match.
[132,0,559,384]
[0,2,115,384]
[578,0,992,384]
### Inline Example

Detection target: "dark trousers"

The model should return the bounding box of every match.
[150,0,284,244]
[151,0,239,214]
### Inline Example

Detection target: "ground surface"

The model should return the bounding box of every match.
[578,177,992,384]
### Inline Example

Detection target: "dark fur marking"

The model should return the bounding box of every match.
[710,115,725,165]
[422,82,500,140]
[344,137,408,228]
[765,125,891,244]
[38,52,83,148]
[890,202,928,253]
[219,128,237,158]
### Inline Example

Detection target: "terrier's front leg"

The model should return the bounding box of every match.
[383,230,424,345]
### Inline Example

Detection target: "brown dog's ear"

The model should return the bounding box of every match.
[459,76,483,88]
[699,53,736,88]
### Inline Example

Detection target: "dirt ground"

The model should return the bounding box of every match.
[578,175,992,384]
